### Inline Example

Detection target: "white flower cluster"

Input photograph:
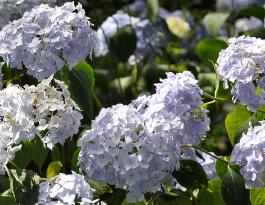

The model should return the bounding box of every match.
[0,76,82,174]
[38,172,98,205]
[29,77,83,149]
[78,71,210,202]
[0,84,36,174]
[235,17,263,34]
[95,11,169,65]
[231,121,265,188]
[0,0,56,28]
[216,36,265,111]
[0,2,97,80]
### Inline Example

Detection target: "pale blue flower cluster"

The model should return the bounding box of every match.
[142,72,210,146]
[235,17,263,34]
[38,172,100,205]
[0,0,57,28]
[216,36,265,111]
[217,0,264,11]
[78,71,210,202]
[0,2,97,80]
[95,11,169,65]
[231,121,265,188]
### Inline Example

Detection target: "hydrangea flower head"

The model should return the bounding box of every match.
[95,11,169,65]
[78,104,181,202]
[29,76,83,149]
[0,0,57,28]
[142,71,210,146]
[0,84,35,174]
[78,71,210,202]
[216,36,265,111]
[38,172,98,205]
[231,121,265,188]
[0,2,97,80]
[0,76,82,173]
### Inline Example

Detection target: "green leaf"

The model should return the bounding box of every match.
[0,176,9,193]
[198,73,217,94]
[89,181,112,198]
[237,4,265,21]
[71,148,80,172]
[145,0,159,21]
[196,38,227,68]
[69,62,95,121]
[221,166,249,205]
[250,188,265,205]
[241,28,265,39]
[110,76,133,92]
[203,12,230,36]
[100,187,126,205]
[12,143,32,169]
[46,161,63,179]
[7,169,40,205]
[198,179,225,205]
[109,26,137,62]
[166,16,190,38]
[51,145,61,161]
[198,73,217,87]
[122,198,146,205]
[152,192,193,205]
[215,159,228,179]
[29,138,49,172]
[225,105,251,145]
[172,160,208,189]
[0,189,16,205]
[12,138,48,172]
[0,196,16,205]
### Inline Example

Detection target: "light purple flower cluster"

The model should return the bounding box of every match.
[95,11,169,65]
[217,36,265,111]
[231,121,265,188]
[0,0,57,28]
[78,71,210,202]
[0,2,97,80]
[38,172,100,204]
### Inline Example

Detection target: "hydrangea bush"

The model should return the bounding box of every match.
[0,0,265,205]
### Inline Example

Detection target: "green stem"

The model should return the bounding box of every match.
[204,92,265,114]
[7,162,19,169]
[188,189,200,205]
[61,141,71,174]
[92,91,102,110]
[203,92,230,102]
[180,144,229,164]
